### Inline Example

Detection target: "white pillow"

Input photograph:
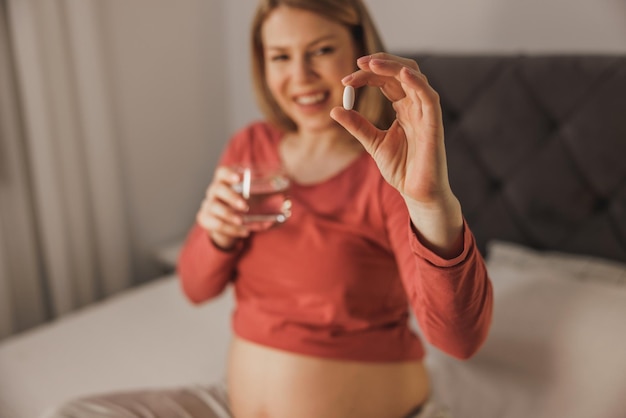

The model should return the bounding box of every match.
[479,241,626,418]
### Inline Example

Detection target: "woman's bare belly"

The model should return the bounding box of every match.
[227,336,430,418]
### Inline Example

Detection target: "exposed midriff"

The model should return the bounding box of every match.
[226,336,430,418]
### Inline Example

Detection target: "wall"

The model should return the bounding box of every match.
[367,0,626,53]
[98,0,228,280]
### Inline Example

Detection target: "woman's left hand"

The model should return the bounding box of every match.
[330,53,464,257]
[331,53,452,207]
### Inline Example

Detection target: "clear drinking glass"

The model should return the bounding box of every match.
[231,163,292,228]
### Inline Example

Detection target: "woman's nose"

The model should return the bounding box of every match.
[291,57,316,83]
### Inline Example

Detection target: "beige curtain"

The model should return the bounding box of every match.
[0,0,47,339]
[0,0,132,340]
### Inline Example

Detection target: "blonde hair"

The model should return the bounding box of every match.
[251,0,395,132]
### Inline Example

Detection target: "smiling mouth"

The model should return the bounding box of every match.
[294,92,328,106]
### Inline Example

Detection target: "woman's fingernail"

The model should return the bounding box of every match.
[357,55,371,64]
[341,74,353,84]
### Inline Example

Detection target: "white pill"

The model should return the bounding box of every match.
[343,85,355,110]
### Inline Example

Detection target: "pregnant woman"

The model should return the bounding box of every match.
[48,1,492,417]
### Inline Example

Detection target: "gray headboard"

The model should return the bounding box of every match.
[406,54,626,262]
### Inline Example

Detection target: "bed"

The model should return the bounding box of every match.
[1,54,625,418]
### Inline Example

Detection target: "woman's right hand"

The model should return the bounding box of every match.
[196,166,250,250]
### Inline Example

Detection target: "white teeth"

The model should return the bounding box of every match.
[295,92,326,105]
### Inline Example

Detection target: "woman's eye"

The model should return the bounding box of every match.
[270,54,289,62]
[312,46,335,56]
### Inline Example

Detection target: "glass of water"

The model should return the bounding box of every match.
[231,163,292,228]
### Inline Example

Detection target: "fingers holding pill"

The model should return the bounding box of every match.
[343,71,406,103]
[344,55,435,104]
[333,52,448,204]
[342,58,439,122]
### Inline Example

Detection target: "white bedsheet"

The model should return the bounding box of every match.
[0,275,233,418]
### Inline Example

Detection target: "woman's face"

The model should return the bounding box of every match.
[261,6,357,134]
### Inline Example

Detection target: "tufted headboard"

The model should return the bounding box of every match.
[405,55,626,262]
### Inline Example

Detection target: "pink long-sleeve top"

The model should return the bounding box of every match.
[178,121,493,362]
